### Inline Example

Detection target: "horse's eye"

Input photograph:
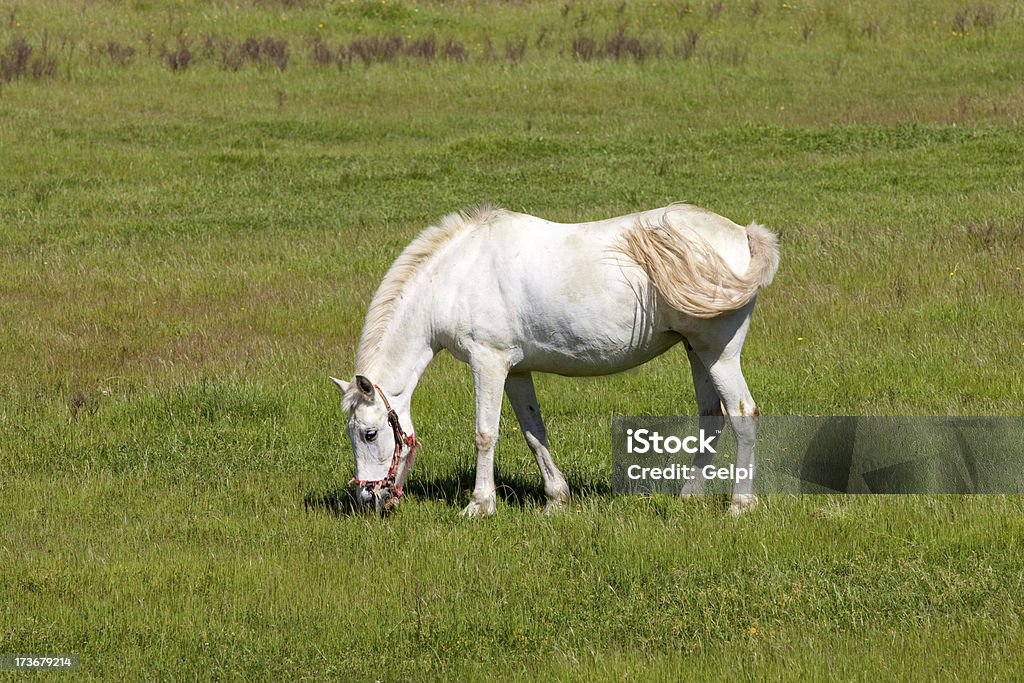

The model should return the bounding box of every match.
[365,429,378,442]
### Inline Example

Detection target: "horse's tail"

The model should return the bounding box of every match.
[744,222,781,290]
[619,220,779,319]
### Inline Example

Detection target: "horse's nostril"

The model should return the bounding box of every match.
[355,488,375,507]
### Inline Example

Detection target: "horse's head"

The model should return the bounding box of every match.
[329,374,418,515]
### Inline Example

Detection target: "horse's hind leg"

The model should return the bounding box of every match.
[505,373,571,513]
[692,311,760,515]
[706,356,759,515]
[680,343,725,499]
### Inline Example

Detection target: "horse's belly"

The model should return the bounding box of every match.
[510,327,681,376]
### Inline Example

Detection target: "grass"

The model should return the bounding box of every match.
[2,0,1024,679]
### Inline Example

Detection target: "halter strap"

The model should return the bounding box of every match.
[350,384,420,510]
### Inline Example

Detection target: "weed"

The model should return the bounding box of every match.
[536,26,551,49]
[261,37,290,70]
[605,27,650,61]
[348,35,398,65]
[802,21,814,43]
[827,54,844,77]
[216,37,244,71]
[572,35,598,61]
[482,36,497,61]
[339,34,469,66]
[972,4,998,30]
[308,36,333,66]
[953,4,998,35]
[162,41,192,71]
[220,36,290,71]
[571,29,659,62]
[0,37,31,82]
[505,37,527,64]
[67,390,97,421]
[406,35,437,61]
[953,9,969,34]
[0,36,56,83]
[103,40,137,66]
[33,33,56,79]
[443,38,468,62]
[251,0,307,6]
[676,28,700,59]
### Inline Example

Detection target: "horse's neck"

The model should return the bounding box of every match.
[357,310,436,417]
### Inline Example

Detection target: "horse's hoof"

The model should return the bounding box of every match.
[728,494,759,516]
[542,499,570,515]
[460,497,496,517]
[679,482,707,500]
[542,484,571,515]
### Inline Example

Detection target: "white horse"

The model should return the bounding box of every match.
[330,204,779,516]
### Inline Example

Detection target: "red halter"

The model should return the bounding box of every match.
[350,384,419,510]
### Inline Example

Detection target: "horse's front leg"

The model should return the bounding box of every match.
[461,351,508,517]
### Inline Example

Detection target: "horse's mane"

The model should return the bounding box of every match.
[354,204,506,373]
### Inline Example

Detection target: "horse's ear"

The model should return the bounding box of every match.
[328,376,350,395]
[355,375,375,398]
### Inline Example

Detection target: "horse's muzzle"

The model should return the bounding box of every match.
[354,480,402,516]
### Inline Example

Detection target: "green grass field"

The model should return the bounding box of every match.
[2,0,1023,679]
